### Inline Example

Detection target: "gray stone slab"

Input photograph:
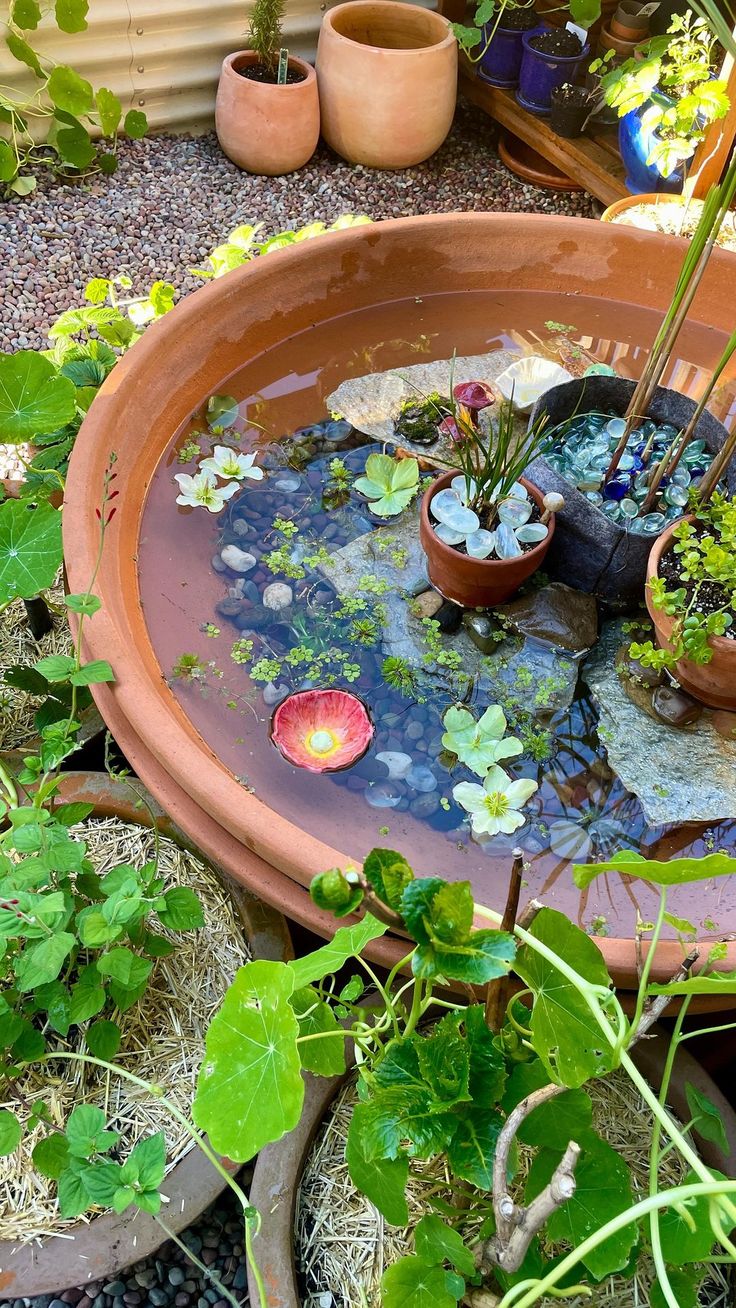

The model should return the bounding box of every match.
[582,619,736,825]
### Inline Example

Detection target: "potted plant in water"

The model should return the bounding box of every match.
[631,488,736,709]
[417,385,561,606]
[601,9,730,194]
[215,0,320,175]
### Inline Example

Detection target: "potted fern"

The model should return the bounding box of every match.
[215,0,320,175]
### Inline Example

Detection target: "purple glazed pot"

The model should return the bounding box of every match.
[479,20,543,88]
[517,28,590,115]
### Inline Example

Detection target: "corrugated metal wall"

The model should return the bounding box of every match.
[0,0,333,134]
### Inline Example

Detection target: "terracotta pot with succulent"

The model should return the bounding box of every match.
[418,384,560,607]
[215,0,320,175]
[601,10,730,194]
[633,492,736,709]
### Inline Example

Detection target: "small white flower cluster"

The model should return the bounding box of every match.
[174,446,263,513]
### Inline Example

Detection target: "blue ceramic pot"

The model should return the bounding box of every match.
[517,28,589,115]
[479,21,542,88]
[618,100,684,194]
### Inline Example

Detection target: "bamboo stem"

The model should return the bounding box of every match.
[695,424,736,503]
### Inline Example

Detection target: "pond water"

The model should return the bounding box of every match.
[138,289,736,939]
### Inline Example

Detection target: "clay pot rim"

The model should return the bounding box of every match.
[321,0,456,55]
[223,49,317,86]
[0,769,291,1297]
[247,1026,736,1308]
[646,514,736,655]
[601,192,692,225]
[421,471,555,569]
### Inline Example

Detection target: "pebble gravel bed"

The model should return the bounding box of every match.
[1,103,596,353]
[0,1171,252,1308]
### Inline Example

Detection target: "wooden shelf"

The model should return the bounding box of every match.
[459,56,629,206]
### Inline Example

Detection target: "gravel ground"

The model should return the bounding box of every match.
[0,103,596,353]
[0,1173,252,1308]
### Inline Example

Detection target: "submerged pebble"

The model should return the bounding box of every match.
[262,582,293,611]
[375,750,413,779]
[220,545,257,573]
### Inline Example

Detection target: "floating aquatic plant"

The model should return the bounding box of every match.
[441,704,523,777]
[270,689,374,772]
[174,470,239,513]
[452,765,538,836]
[354,453,420,517]
[200,446,264,481]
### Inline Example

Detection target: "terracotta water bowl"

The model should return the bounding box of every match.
[62,214,736,995]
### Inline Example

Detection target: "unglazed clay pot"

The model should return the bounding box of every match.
[646,519,736,711]
[419,472,555,607]
[316,0,457,168]
[215,51,320,175]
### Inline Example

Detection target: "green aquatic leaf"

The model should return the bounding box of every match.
[526,1135,635,1279]
[0,350,76,440]
[193,960,303,1161]
[573,850,736,889]
[288,914,386,988]
[346,1103,409,1225]
[354,453,419,517]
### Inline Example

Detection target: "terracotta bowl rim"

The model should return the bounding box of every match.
[223,49,317,84]
[646,514,736,654]
[321,0,456,54]
[421,470,556,567]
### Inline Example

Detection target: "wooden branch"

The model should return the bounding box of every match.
[634,948,700,1041]
[485,850,525,1031]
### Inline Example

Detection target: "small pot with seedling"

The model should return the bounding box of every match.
[215,0,320,175]
[518,25,590,114]
[550,82,594,136]
[453,0,541,90]
[417,382,560,607]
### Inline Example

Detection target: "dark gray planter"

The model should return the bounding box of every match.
[528,375,734,606]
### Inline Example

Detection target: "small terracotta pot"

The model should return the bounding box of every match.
[646,518,736,710]
[316,0,457,168]
[215,51,320,176]
[419,472,555,608]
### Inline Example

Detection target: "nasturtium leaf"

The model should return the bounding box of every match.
[56,125,96,171]
[155,886,204,931]
[400,878,445,945]
[413,929,516,986]
[464,1004,507,1103]
[526,1135,635,1280]
[33,1132,69,1178]
[514,908,614,1088]
[64,592,102,616]
[193,960,303,1161]
[648,973,736,998]
[0,351,76,440]
[85,1020,121,1061]
[429,881,474,945]
[0,1109,21,1155]
[55,0,89,32]
[502,1060,594,1151]
[362,848,414,911]
[124,109,147,139]
[0,140,17,182]
[346,1103,409,1225]
[309,866,363,918]
[573,850,736,889]
[290,986,345,1077]
[447,1107,504,1188]
[9,173,36,195]
[11,0,41,27]
[13,1023,46,1061]
[95,87,121,136]
[684,1082,730,1154]
[288,914,386,989]
[69,659,115,687]
[5,32,44,76]
[15,931,75,991]
[649,1267,702,1308]
[414,1215,476,1277]
[47,66,93,115]
[659,1169,728,1264]
[381,1256,460,1308]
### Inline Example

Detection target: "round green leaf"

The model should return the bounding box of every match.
[55,0,89,32]
[9,174,36,196]
[381,1256,459,1308]
[98,153,118,175]
[0,350,76,441]
[56,125,96,171]
[47,65,93,115]
[11,0,42,28]
[5,31,44,76]
[0,140,17,184]
[123,109,147,139]
[526,1136,635,1280]
[0,500,63,605]
[0,1109,21,1156]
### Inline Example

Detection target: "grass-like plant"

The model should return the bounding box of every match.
[248,0,287,77]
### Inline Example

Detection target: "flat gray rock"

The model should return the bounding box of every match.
[318,506,429,599]
[583,620,736,825]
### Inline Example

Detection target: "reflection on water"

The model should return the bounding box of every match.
[138,289,736,939]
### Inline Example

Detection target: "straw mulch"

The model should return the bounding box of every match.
[0,816,251,1243]
[297,1066,733,1308]
[0,581,73,752]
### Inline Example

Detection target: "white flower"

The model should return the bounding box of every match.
[174,470,239,512]
[199,446,263,481]
[453,765,538,836]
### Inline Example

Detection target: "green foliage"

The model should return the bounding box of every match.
[601,11,728,171]
[354,453,420,518]
[248,0,286,76]
[573,848,736,888]
[192,216,372,280]
[0,501,62,604]
[441,703,523,778]
[2,6,147,192]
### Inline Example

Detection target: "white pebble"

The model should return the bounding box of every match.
[262,582,293,610]
[262,682,289,707]
[221,545,256,573]
[376,750,413,779]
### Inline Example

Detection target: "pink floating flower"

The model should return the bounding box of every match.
[271,689,374,773]
[453,381,494,412]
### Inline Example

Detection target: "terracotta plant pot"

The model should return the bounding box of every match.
[215,51,320,176]
[0,770,292,1297]
[316,0,457,168]
[646,519,736,710]
[419,472,555,607]
[247,1027,736,1308]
